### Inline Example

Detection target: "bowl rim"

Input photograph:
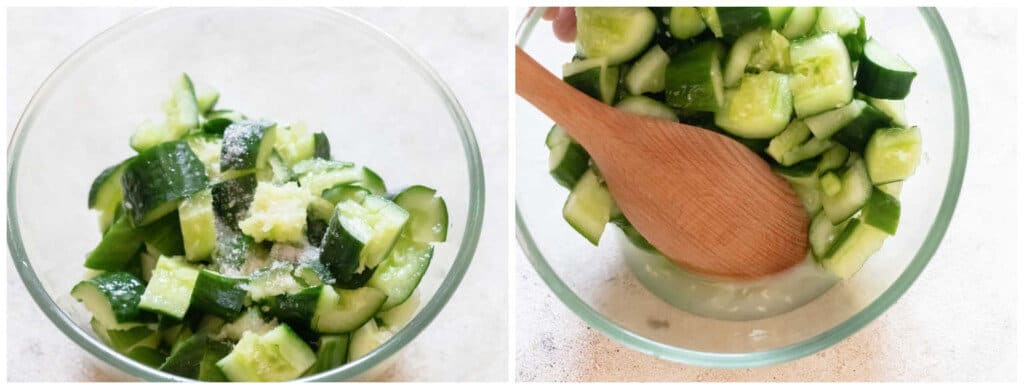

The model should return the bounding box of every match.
[7,7,485,381]
[515,7,969,368]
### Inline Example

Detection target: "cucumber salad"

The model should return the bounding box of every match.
[547,7,921,283]
[73,74,448,381]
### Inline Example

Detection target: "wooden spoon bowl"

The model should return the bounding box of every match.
[516,47,808,279]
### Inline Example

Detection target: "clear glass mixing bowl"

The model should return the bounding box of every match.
[516,7,968,367]
[8,8,485,381]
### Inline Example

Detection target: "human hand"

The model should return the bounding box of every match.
[540,7,576,43]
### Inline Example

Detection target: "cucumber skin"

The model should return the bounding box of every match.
[121,140,210,227]
[190,270,248,321]
[262,286,322,331]
[319,209,366,285]
[855,46,917,99]
[210,174,257,229]
[716,7,771,38]
[861,187,901,235]
[219,120,276,172]
[140,211,186,257]
[550,142,591,190]
[310,335,350,374]
[313,132,331,160]
[664,40,724,112]
[74,272,150,323]
[84,212,144,271]
[832,104,891,153]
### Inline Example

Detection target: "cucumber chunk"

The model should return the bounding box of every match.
[715,7,771,38]
[808,211,850,259]
[804,99,891,152]
[347,319,392,362]
[164,73,201,137]
[724,29,790,88]
[319,195,409,282]
[311,286,387,334]
[246,262,304,301]
[766,120,811,163]
[817,144,851,173]
[262,286,322,331]
[665,40,725,112]
[274,123,316,166]
[138,256,200,319]
[865,126,922,184]
[562,168,614,245]
[789,32,854,118]
[71,272,149,327]
[545,125,591,189]
[821,156,872,224]
[781,7,819,39]
[309,335,350,374]
[624,45,671,95]
[84,212,144,271]
[814,7,861,36]
[89,158,132,232]
[368,235,433,311]
[191,269,248,320]
[861,187,901,235]
[238,182,311,244]
[139,211,186,257]
[667,7,706,40]
[220,120,277,173]
[615,95,678,121]
[856,38,917,99]
[820,219,888,279]
[715,71,793,139]
[563,57,620,105]
[179,189,217,261]
[575,7,657,65]
[210,173,257,229]
[121,140,210,226]
[864,96,908,127]
[392,185,448,243]
[313,132,331,160]
[216,324,316,382]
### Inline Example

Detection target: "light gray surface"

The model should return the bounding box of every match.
[516,8,1017,382]
[6,7,508,382]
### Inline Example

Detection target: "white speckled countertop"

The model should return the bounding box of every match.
[516,8,1017,382]
[6,7,508,382]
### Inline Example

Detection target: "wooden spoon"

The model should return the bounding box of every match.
[516,47,808,279]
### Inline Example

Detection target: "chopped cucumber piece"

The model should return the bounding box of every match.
[210,173,257,229]
[865,127,922,184]
[84,212,144,271]
[71,272,149,328]
[814,7,861,36]
[615,95,678,121]
[864,96,908,127]
[179,189,217,261]
[313,132,331,160]
[309,335,350,374]
[347,319,392,362]
[274,123,316,166]
[715,71,793,139]
[724,29,790,88]
[140,211,185,257]
[311,286,387,334]
[246,263,304,301]
[820,219,888,279]
[808,211,849,259]
[238,182,311,244]
[716,7,771,38]
[821,156,872,224]
[262,286,322,331]
[319,195,408,281]
[819,171,843,196]
[856,38,918,99]
[191,269,248,320]
[781,7,819,39]
[789,32,854,117]
[368,235,433,311]
[392,185,448,243]
[545,125,591,189]
[668,7,706,40]
[220,120,277,173]
[138,256,200,319]
[766,120,811,163]
[665,40,725,112]
[624,45,671,95]
[121,140,210,226]
[563,169,614,245]
[817,144,850,173]
[164,73,201,137]
[216,324,316,382]
[575,7,657,65]
[563,57,620,105]
[861,187,901,235]
[89,158,132,232]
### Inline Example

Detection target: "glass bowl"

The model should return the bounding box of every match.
[8,8,484,381]
[516,7,967,367]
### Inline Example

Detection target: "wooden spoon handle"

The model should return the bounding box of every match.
[515,47,617,148]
